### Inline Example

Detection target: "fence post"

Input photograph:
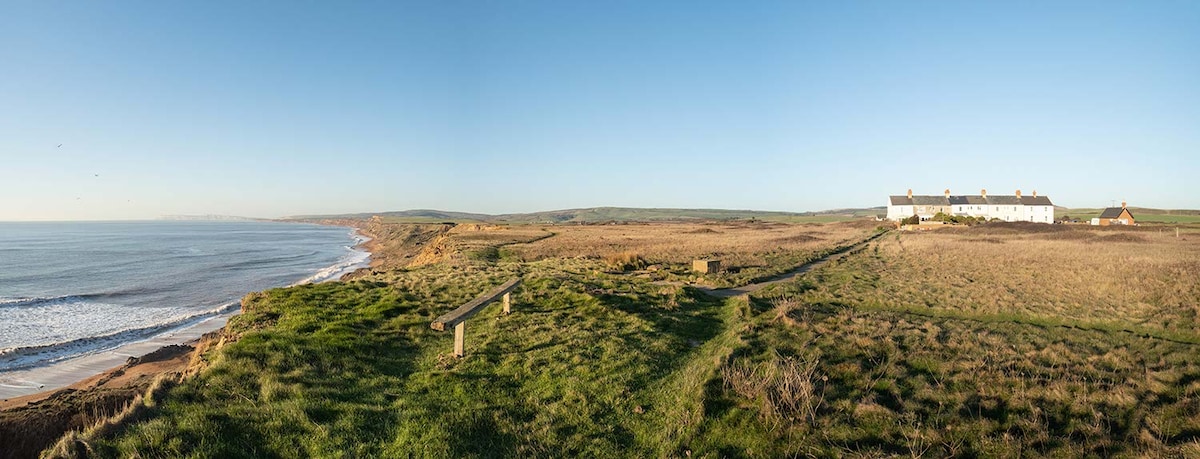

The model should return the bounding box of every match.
[454,322,465,357]
[431,278,521,358]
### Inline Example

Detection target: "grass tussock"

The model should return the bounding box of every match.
[603,251,646,272]
[41,374,177,459]
[721,352,825,427]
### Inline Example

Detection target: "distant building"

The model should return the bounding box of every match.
[886,190,916,221]
[948,194,989,218]
[1093,202,1135,226]
[913,190,952,220]
[886,188,1055,223]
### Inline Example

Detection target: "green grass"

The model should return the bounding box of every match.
[1135,214,1200,223]
[1058,207,1200,223]
[89,260,747,457]
[81,228,1200,457]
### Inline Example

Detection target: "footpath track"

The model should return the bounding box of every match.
[698,231,887,298]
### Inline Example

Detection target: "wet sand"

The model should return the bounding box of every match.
[0,313,230,401]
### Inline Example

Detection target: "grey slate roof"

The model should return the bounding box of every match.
[912,196,950,206]
[1020,196,1054,206]
[986,195,1022,205]
[1099,207,1131,219]
[949,195,989,205]
[891,193,1054,207]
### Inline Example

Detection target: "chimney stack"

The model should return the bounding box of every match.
[944,188,950,198]
[907,189,913,199]
[1015,189,1022,198]
[1032,190,1037,198]
[981,188,987,198]
[1122,200,1127,209]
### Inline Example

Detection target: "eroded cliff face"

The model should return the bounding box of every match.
[313,218,455,277]
[309,218,552,275]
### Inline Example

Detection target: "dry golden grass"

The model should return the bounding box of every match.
[507,220,877,267]
[721,351,824,427]
[602,251,646,271]
[844,224,1200,337]
[706,222,1200,457]
[349,219,880,276]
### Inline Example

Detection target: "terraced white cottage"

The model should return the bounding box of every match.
[887,189,1054,223]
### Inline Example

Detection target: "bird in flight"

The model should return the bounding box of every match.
[56,144,62,148]
[94,174,100,177]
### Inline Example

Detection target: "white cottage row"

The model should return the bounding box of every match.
[887,189,1055,223]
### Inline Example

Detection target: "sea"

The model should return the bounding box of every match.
[0,221,368,377]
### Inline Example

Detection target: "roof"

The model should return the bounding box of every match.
[912,196,950,206]
[949,195,989,205]
[1099,207,1132,219]
[986,195,1022,205]
[890,193,1055,207]
[1020,196,1054,206]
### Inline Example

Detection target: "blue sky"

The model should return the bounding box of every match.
[1,1,1197,220]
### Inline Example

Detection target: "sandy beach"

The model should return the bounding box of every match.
[0,314,229,401]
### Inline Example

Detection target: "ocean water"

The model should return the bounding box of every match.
[0,221,368,373]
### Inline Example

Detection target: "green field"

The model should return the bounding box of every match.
[1058,207,1200,223]
[1134,214,1200,223]
[83,261,747,457]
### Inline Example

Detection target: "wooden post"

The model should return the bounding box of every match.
[454,322,465,357]
[431,278,521,358]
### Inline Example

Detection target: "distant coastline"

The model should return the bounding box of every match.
[157,214,263,221]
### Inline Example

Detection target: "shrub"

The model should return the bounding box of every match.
[603,251,646,271]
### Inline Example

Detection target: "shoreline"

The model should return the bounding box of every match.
[0,224,373,404]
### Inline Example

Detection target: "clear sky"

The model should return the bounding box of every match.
[2,1,1197,220]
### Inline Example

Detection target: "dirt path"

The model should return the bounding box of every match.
[698,231,886,298]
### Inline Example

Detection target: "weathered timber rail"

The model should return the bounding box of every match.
[431,278,522,357]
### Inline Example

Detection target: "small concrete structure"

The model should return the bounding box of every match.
[693,259,720,274]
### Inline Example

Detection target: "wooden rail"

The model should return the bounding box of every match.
[431,278,522,357]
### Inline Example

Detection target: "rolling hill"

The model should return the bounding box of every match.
[284,207,888,224]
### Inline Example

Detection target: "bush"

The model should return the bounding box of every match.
[603,251,646,271]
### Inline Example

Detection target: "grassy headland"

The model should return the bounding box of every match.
[53,219,1200,457]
